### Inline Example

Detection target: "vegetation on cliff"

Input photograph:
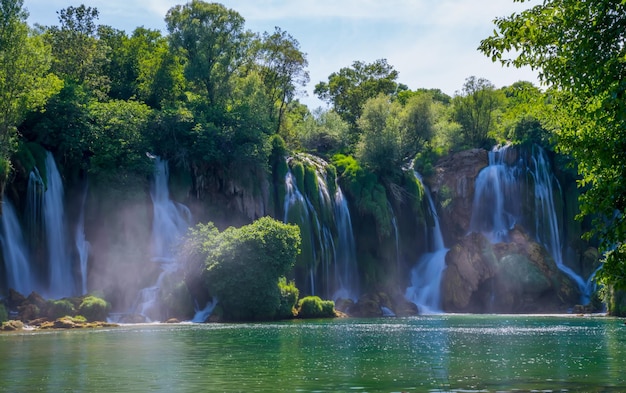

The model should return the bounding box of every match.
[0,0,621,316]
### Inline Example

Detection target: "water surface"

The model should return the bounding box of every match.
[1,314,624,392]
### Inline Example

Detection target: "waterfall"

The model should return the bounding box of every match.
[405,172,448,313]
[333,187,358,301]
[529,147,588,302]
[44,152,74,298]
[470,144,589,303]
[0,200,33,294]
[283,155,359,300]
[192,297,218,323]
[134,157,191,321]
[75,184,90,295]
[390,204,400,267]
[469,145,523,242]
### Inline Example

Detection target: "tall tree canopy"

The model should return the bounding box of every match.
[480,0,626,288]
[165,0,251,107]
[0,0,60,170]
[314,59,400,131]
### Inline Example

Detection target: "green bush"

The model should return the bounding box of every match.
[201,216,301,321]
[0,304,8,323]
[277,277,299,319]
[47,299,76,319]
[78,296,110,322]
[297,296,335,318]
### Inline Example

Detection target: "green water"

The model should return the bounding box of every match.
[1,315,625,392]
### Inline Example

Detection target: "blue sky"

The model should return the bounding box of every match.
[24,0,538,108]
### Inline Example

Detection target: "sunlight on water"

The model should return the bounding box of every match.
[1,315,625,392]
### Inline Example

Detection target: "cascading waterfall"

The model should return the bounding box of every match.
[284,170,317,294]
[529,147,589,302]
[390,204,401,267]
[469,145,523,242]
[134,157,191,321]
[405,171,448,313]
[283,155,359,300]
[333,187,358,301]
[44,152,74,298]
[0,200,33,294]
[470,144,590,303]
[75,185,90,295]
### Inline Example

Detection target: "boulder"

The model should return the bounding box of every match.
[428,149,488,244]
[441,227,580,313]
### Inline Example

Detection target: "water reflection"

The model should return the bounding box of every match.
[0,316,625,392]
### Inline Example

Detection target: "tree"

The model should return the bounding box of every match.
[0,0,61,175]
[356,93,433,178]
[314,59,400,132]
[479,0,626,288]
[256,27,309,134]
[165,0,251,107]
[45,5,109,97]
[452,76,503,148]
[187,217,301,321]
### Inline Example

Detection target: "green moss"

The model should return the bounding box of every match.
[332,154,391,237]
[78,296,111,322]
[47,299,76,319]
[291,161,305,192]
[303,164,320,211]
[297,296,335,318]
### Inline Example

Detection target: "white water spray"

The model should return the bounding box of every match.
[0,200,33,294]
[134,158,191,321]
[44,152,74,298]
[405,172,448,313]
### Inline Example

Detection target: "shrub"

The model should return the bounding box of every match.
[277,277,299,319]
[0,304,8,323]
[47,299,76,319]
[297,296,335,318]
[78,296,110,322]
[202,217,301,321]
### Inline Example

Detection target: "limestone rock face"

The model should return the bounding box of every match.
[428,149,488,244]
[441,227,580,313]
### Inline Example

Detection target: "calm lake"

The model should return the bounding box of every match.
[1,314,624,392]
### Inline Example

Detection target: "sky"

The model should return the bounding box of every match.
[23,0,539,109]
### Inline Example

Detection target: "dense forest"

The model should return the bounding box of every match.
[1,0,625,322]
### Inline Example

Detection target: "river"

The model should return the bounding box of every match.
[1,314,624,392]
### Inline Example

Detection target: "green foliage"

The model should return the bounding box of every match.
[194,217,301,321]
[78,296,110,322]
[480,0,626,288]
[256,26,309,134]
[452,76,504,149]
[295,108,351,155]
[297,296,335,318]
[46,5,109,97]
[166,0,251,107]
[332,154,391,237]
[356,93,434,179]
[86,99,153,177]
[160,278,194,321]
[315,59,400,133]
[0,303,7,323]
[277,277,299,319]
[47,299,76,319]
[0,0,62,159]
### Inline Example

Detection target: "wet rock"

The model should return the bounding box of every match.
[441,227,580,313]
[1,320,24,331]
[429,148,489,244]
